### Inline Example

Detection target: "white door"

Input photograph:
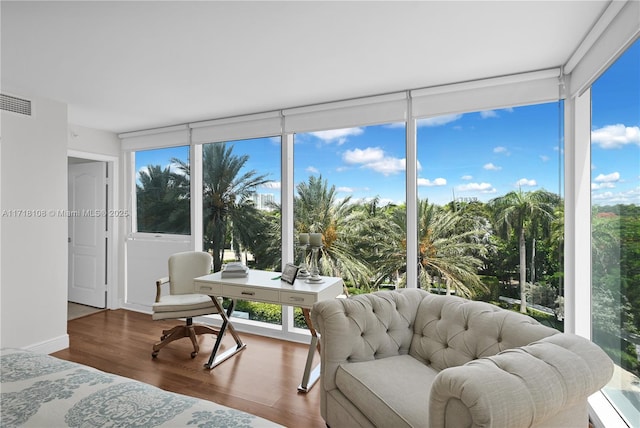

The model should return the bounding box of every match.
[68,161,107,308]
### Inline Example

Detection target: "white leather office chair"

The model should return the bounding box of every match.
[151,251,220,358]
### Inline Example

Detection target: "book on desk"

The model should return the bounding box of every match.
[220,262,249,278]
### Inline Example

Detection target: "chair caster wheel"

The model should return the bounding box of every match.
[191,351,197,358]
[152,351,159,358]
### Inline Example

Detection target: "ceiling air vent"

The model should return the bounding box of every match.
[0,93,32,116]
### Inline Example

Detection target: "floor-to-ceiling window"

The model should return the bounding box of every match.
[591,38,640,425]
[415,102,564,329]
[201,136,282,326]
[293,123,407,294]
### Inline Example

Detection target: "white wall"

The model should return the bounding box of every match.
[68,124,120,156]
[1,95,69,353]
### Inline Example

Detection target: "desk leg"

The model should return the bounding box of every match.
[298,308,321,392]
[204,298,246,370]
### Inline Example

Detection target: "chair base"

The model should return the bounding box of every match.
[152,322,220,358]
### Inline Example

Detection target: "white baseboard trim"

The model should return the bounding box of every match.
[121,302,152,315]
[25,334,69,355]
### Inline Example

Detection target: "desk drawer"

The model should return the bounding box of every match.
[280,291,315,307]
[224,285,279,303]
[194,282,223,295]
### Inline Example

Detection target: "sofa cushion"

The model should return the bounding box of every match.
[409,294,557,371]
[335,354,437,428]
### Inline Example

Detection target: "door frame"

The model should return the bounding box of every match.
[67,150,119,309]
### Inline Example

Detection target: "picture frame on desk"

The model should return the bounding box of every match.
[281,263,299,284]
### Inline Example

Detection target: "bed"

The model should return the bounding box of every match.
[0,348,282,427]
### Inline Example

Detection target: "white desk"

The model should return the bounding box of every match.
[194,269,344,392]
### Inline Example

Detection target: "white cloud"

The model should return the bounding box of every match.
[310,127,364,145]
[594,171,620,183]
[306,166,319,174]
[591,182,616,190]
[461,175,473,180]
[343,147,384,164]
[384,122,405,129]
[493,146,509,155]
[592,187,640,205]
[483,162,502,171]
[336,186,354,193]
[418,177,447,187]
[343,147,406,176]
[592,172,621,190]
[366,158,407,175]
[481,110,499,119]
[417,114,463,127]
[137,166,150,177]
[591,124,640,149]
[516,178,537,187]
[540,155,549,162]
[261,181,280,189]
[457,182,497,193]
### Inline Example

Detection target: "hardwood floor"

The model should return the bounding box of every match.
[51,309,325,427]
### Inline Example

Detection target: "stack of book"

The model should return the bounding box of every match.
[221,262,249,278]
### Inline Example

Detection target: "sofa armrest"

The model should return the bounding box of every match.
[311,289,425,391]
[428,333,614,428]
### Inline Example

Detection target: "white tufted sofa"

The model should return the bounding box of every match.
[311,289,613,428]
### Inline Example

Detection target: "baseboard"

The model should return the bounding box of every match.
[121,302,152,315]
[25,334,69,354]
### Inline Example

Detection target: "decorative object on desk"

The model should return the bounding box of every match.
[281,263,299,284]
[307,237,324,283]
[309,233,322,246]
[221,262,249,278]
[297,234,310,278]
[297,248,310,278]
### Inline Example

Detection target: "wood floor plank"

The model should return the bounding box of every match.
[51,309,325,427]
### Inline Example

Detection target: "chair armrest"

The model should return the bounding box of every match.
[428,334,614,427]
[155,276,170,303]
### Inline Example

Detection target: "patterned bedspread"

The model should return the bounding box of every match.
[0,348,282,427]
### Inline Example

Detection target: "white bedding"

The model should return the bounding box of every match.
[0,348,282,427]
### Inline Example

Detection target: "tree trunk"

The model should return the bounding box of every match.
[519,228,527,313]
[211,218,226,272]
[530,237,536,284]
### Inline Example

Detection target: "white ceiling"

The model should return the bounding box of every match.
[1,1,609,134]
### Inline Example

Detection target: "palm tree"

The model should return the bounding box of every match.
[173,143,270,272]
[347,198,405,289]
[136,164,190,234]
[371,199,489,297]
[488,189,560,312]
[294,175,372,288]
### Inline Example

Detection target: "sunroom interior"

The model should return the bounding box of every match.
[1,1,638,427]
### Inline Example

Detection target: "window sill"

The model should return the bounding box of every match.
[589,391,629,428]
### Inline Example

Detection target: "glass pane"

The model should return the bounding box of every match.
[591,38,640,425]
[201,137,282,325]
[135,146,190,234]
[294,124,407,294]
[417,104,564,330]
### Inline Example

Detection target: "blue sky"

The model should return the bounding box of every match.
[136,39,638,208]
[591,38,639,206]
